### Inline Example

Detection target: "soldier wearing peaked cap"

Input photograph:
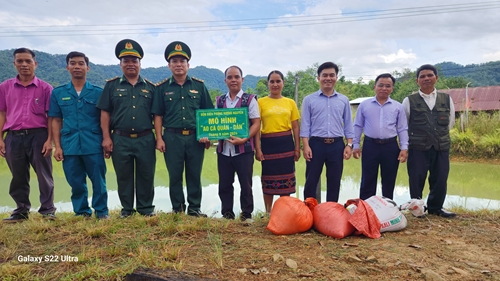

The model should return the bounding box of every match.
[97,39,157,218]
[152,41,214,217]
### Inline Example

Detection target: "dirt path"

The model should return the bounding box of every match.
[178,213,500,281]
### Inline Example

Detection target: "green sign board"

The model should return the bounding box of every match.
[196,108,249,140]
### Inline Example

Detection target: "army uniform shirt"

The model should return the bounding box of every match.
[97,75,155,133]
[152,75,213,129]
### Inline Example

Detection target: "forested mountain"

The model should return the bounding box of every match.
[2,49,500,102]
[0,49,263,93]
[436,61,500,87]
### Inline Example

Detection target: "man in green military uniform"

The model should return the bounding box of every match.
[97,39,156,218]
[152,41,214,217]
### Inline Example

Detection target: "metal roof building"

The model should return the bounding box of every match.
[439,86,500,112]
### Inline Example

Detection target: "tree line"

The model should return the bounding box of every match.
[243,63,473,107]
[0,49,261,94]
[2,49,500,106]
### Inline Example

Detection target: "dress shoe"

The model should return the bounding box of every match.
[188,209,208,218]
[76,213,92,218]
[120,212,133,218]
[222,212,235,220]
[428,209,456,218]
[140,212,156,217]
[42,213,57,220]
[240,212,252,221]
[3,213,29,223]
[171,209,184,214]
[97,214,110,220]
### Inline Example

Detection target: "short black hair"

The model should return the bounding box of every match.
[66,51,89,66]
[416,64,438,77]
[224,65,243,77]
[267,70,284,81]
[13,48,36,59]
[317,62,339,76]
[375,73,395,85]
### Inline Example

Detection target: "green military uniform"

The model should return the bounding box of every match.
[96,39,156,216]
[151,41,214,214]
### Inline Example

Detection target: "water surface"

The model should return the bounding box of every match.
[1,149,499,216]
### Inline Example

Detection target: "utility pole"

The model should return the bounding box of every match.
[294,74,299,104]
[465,82,471,129]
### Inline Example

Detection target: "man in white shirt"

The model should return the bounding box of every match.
[215,66,260,221]
[402,64,456,218]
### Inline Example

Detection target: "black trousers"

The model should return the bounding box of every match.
[407,146,449,211]
[5,130,56,215]
[217,151,254,218]
[359,140,400,200]
[304,138,344,202]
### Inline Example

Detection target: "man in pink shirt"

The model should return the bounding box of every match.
[0,48,56,223]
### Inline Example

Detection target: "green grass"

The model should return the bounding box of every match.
[452,112,500,158]
[1,208,500,280]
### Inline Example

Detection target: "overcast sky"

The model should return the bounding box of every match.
[1,0,499,81]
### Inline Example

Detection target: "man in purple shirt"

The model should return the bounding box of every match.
[0,48,56,223]
[352,73,409,200]
[300,62,354,202]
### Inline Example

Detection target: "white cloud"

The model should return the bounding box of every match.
[483,51,500,62]
[379,49,417,64]
[0,0,499,81]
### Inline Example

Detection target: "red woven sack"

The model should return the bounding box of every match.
[345,199,381,239]
[313,202,355,239]
[267,197,314,235]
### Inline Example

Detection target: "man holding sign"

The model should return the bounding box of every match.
[152,41,213,217]
[215,66,260,221]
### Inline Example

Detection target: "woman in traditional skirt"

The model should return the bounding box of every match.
[255,70,301,213]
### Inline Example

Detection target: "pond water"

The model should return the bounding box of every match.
[1,149,499,217]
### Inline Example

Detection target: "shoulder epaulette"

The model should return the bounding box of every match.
[144,78,155,86]
[106,76,120,82]
[53,84,65,89]
[155,77,170,86]
[192,77,204,83]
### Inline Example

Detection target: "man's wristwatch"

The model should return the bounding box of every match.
[346,143,353,149]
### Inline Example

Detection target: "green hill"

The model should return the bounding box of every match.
[3,49,500,93]
[436,61,500,87]
[0,49,263,92]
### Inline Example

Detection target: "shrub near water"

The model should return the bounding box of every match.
[451,112,500,159]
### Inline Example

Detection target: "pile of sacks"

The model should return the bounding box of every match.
[267,196,424,239]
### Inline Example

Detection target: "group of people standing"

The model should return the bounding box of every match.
[0,38,456,223]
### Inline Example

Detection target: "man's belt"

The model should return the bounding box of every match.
[9,128,47,136]
[113,129,152,138]
[311,136,343,144]
[165,128,196,136]
[364,136,397,144]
